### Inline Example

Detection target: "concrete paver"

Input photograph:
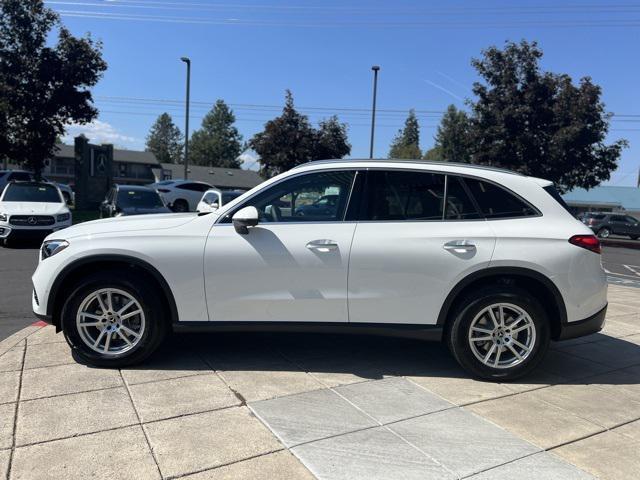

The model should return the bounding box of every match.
[0,344,24,372]
[0,402,15,449]
[406,373,514,405]
[128,373,240,422]
[10,426,160,480]
[120,345,211,385]
[334,377,454,424]
[469,452,595,479]
[467,392,604,448]
[0,448,10,479]
[23,340,76,370]
[25,325,65,345]
[181,451,315,480]
[538,349,613,380]
[560,338,640,369]
[0,370,19,404]
[144,406,282,478]
[15,387,138,446]
[388,408,540,478]
[250,388,378,447]
[292,426,455,480]
[554,429,640,480]
[20,362,123,400]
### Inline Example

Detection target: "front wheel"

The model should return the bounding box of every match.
[597,227,611,238]
[61,272,167,367]
[446,287,549,381]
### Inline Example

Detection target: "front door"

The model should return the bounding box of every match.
[348,170,496,325]
[204,169,358,323]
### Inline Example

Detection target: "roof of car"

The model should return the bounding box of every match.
[115,184,156,191]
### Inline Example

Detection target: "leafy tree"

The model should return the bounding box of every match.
[145,113,183,164]
[189,100,243,168]
[0,0,107,177]
[422,145,443,161]
[389,110,422,159]
[429,105,472,162]
[469,40,626,191]
[250,91,351,178]
[314,116,351,160]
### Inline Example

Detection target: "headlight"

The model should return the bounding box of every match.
[56,213,71,222]
[0,213,6,222]
[41,240,69,260]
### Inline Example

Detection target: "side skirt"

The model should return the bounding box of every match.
[172,321,443,341]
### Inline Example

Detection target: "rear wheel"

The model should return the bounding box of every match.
[597,227,611,238]
[446,286,550,381]
[172,199,189,212]
[61,271,167,367]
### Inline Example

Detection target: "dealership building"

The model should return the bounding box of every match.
[562,185,640,219]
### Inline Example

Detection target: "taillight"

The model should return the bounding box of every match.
[157,188,170,193]
[569,235,601,254]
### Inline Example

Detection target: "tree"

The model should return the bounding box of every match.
[0,0,107,176]
[314,116,351,160]
[422,145,443,161]
[145,113,183,164]
[250,91,351,178]
[469,40,627,191]
[428,105,472,162]
[189,100,243,168]
[388,110,422,159]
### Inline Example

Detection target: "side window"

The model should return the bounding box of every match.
[445,176,481,220]
[365,170,445,221]
[610,215,626,222]
[625,216,638,224]
[178,183,208,192]
[464,178,537,219]
[223,170,355,223]
[9,172,31,182]
[203,192,218,204]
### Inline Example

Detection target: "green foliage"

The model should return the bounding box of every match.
[469,40,627,191]
[190,100,243,168]
[389,110,422,159]
[430,105,471,162]
[250,91,351,178]
[0,0,107,176]
[145,113,183,164]
[422,145,443,161]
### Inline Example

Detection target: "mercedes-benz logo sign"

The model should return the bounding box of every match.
[27,216,37,225]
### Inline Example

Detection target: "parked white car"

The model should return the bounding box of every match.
[196,189,245,213]
[148,179,212,212]
[1,182,72,246]
[0,170,75,205]
[32,160,607,380]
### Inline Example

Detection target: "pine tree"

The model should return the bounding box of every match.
[314,116,351,160]
[190,100,243,168]
[145,113,183,164]
[388,110,422,159]
[427,105,471,162]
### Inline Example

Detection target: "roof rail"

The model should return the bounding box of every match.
[292,159,524,176]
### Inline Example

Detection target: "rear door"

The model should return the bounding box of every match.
[348,170,496,325]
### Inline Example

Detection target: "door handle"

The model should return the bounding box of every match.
[306,239,338,252]
[443,240,476,252]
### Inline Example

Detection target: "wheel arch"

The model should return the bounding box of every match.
[437,267,567,340]
[47,254,179,330]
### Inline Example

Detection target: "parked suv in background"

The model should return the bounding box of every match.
[100,185,171,218]
[32,160,607,381]
[582,212,640,240]
[0,170,75,205]
[0,182,72,246]
[148,179,213,212]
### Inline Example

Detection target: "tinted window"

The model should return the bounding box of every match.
[610,215,627,222]
[543,185,572,213]
[445,176,481,220]
[117,189,164,208]
[221,191,242,204]
[178,182,210,192]
[585,213,606,220]
[464,179,537,219]
[0,172,6,179]
[625,216,638,224]
[202,192,219,204]
[365,171,445,221]
[2,183,62,203]
[9,172,32,182]
[224,171,355,223]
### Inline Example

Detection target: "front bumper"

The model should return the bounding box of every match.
[556,304,607,341]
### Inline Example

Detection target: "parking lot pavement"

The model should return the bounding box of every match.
[602,245,640,288]
[0,284,637,479]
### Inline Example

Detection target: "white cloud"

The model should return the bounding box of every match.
[238,151,259,171]
[62,120,142,149]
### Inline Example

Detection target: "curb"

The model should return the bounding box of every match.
[0,323,45,357]
[601,238,640,250]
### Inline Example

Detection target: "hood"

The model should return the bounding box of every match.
[0,202,69,215]
[53,212,199,239]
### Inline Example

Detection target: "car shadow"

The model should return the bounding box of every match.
[120,329,640,388]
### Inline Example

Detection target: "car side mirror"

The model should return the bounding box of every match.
[210,201,219,210]
[232,206,259,234]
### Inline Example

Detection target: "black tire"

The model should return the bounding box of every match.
[446,286,550,381]
[172,199,189,213]
[630,236,638,241]
[61,271,168,367]
[597,227,611,239]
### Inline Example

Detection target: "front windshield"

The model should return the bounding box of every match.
[117,189,164,208]
[2,183,62,203]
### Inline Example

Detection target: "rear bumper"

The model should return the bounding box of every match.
[556,304,607,341]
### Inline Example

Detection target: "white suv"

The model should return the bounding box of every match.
[32,160,607,380]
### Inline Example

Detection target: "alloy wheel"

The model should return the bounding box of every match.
[76,288,146,356]
[467,303,536,369]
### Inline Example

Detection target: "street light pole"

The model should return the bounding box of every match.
[369,65,380,159]
[180,57,191,179]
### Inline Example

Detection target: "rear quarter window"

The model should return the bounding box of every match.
[464,178,538,219]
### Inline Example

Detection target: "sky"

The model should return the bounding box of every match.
[47,0,640,185]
